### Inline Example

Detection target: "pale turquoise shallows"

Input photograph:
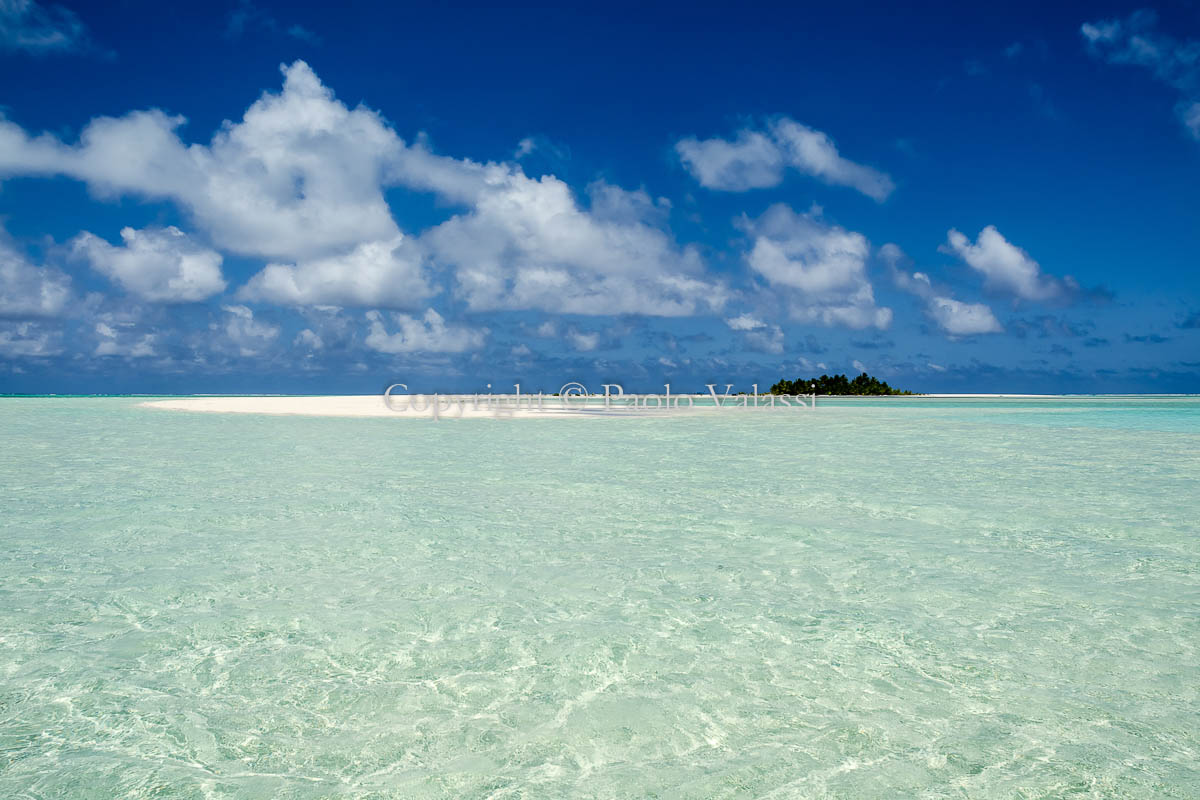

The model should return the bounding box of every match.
[2,397,1199,798]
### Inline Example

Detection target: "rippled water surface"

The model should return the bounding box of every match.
[2,397,1199,798]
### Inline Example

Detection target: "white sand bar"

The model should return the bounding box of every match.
[139,395,732,418]
[138,393,1073,419]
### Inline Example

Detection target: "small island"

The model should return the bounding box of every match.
[769,372,915,396]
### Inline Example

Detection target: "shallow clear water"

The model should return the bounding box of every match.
[2,397,1198,798]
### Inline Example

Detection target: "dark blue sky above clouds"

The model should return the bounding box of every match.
[1,0,1198,394]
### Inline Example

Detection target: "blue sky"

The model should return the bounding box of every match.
[1,0,1198,394]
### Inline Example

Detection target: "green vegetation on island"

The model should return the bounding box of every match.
[769,372,915,396]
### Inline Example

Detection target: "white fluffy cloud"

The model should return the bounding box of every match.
[1082,10,1200,140]
[942,226,1063,301]
[675,129,783,192]
[926,297,1003,336]
[412,161,725,316]
[676,118,894,200]
[738,204,892,329]
[881,243,1002,336]
[742,208,869,294]
[0,61,403,262]
[724,313,784,353]
[364,309,486,354]
[219,304,279,356]
[293,328,323,350]
[0,232,71,317]
[0,61,728,318]
[770,119,895,201]
[239,234,432,308]
[725,313,765,331]
[566,328,600,352]
[72,226,226,302]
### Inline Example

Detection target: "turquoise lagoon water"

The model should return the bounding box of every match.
[1,396,1198,798]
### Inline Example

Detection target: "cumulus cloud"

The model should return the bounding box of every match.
[566,328,600,352]
[587,180,672,227]
[0,0,87,53]
[0,61,403,262]
[770,119,896,201]
[293,328,323,350]
[724,313,784,353]
[0,60,727,317]
[1082,10,1200,139]
[219,304,279,357]
[364,309,486,354]
[881,242,1002,336]
[742,207,869,294]
[72,226,225,302]
[941,226,1065,301]
[926,297,1004,336]
[725,313,766,331]
[0,321,60,357]
[676,117,894,200]
[283,305,362,360]
[94,321,156,357]
[0,231,71,317]
[676,129,783,192]
[239,234,432,308]
[411,159,725,316]
[737,204,892,329]
[291,328,324,352]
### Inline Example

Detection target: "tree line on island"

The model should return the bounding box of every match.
[769,373,914,396]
